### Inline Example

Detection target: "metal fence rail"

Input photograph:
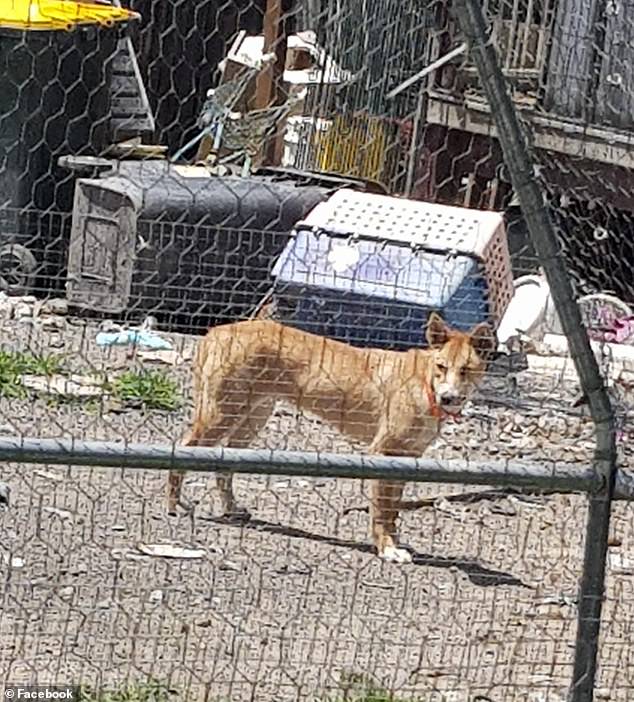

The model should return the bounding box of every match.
[450,1,617,699]
[0,436,612,490]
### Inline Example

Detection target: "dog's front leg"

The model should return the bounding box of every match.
[369,478,410,563]
[368,425,413,563]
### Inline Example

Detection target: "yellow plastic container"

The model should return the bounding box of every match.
[315,112,388,183]
[0,0,138,31]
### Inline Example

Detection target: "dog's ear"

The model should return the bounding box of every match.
[426,312,450,348]
[469,321,497,360]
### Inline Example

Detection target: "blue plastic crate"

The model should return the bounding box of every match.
[271,227,490,350]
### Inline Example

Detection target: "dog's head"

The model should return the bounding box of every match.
[425,312,497,413]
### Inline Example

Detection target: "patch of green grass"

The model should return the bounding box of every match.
[0,349,181,413]
[77,680,172,702]
[330,673,426,702]
[0,349,62,398]
[110,369,181,411]
[335,688,400,702]
[74,676,425,702]
[44,394,102,412]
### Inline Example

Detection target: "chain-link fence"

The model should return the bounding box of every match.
[0,0,633,700]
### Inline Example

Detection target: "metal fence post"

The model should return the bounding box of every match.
[450,1,618,699]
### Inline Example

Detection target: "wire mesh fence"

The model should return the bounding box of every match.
[0,0,633,700]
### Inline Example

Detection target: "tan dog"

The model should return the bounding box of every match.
[168,314,495,563]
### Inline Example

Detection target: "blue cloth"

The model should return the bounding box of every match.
[95,330,173,350]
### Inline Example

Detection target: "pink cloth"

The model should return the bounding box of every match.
[588,315,634,344]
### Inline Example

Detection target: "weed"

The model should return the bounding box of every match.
[77,680,172,702]
[110,369,181,411]
[0,350,181,412]
[0,349,62,398]
[330,672,426,702]
[74,675,426,702]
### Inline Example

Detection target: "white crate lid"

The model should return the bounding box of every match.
[296,189,505,257]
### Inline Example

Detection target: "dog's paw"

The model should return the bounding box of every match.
[379,546,413,564]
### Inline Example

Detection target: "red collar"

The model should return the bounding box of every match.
[425,382,461,421]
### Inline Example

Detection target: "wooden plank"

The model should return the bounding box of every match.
[111,116,156,134]
[506,0,521,70]
[520,0,535,68]
[108,34,156,138]
[595,0,634,130]
[112,51,133,73]
[111,96,147,117]
[462,66,540,78]
[107,0,154,137]
[121,35,155,135]
[426,95,634,172]
[111,75,139,97]
[255,0,283,110]
[254,0,287,166]
[535,24,550,75]
[544,0,598,121]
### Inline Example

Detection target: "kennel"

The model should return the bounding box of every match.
[271,189,514,349]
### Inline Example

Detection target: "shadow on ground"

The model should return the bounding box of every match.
[200,514,531,588]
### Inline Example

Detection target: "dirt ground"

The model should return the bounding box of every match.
[1,311,634,701]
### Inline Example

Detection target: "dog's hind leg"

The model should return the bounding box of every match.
[168,396,274,519]
[167,420,242,517]
[216,399,274,521]
[167,428,211,515]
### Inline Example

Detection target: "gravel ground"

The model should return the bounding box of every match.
[1,307,634,701]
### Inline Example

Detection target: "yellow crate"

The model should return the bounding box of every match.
[314,113,388,183]
[0,0,138,31]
